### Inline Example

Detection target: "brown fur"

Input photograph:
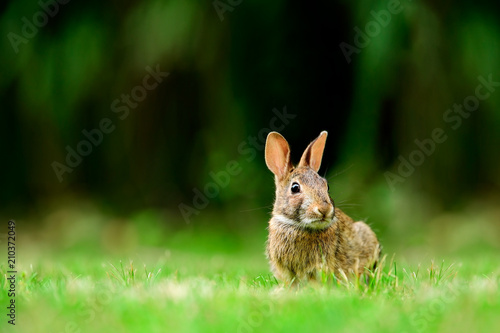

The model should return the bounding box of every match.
[264,131,380,284]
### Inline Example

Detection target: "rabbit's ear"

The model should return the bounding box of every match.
[265,132,292,180]
[298,131,328,172]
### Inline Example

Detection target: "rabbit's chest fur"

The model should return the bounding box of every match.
[266,209,358,281]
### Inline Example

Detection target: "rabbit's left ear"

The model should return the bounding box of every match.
[265,132,292,180]
[298,131,328,172]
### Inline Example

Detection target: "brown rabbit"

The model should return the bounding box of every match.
[265,131,380,284]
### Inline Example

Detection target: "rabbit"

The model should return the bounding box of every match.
[265,130,380,284]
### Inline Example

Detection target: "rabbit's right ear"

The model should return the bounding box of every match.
[298,131,327,172]
[265,132,292,180]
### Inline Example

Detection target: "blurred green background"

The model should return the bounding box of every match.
[1,0,499,262]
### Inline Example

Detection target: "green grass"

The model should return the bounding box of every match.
[2,246,500,333]
[1,201,500,333]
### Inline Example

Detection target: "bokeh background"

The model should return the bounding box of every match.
[1,0,499,267]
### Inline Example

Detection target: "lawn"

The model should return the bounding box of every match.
[1,205,500,333]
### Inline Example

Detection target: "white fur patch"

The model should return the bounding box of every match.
[273,215,297,226]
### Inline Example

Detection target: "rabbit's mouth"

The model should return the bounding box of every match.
[303,217,335,229]
[272,215,335,229]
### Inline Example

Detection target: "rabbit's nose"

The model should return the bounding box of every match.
[314,204,333,218]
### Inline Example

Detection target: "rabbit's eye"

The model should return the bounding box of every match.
[291,182,301,193]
